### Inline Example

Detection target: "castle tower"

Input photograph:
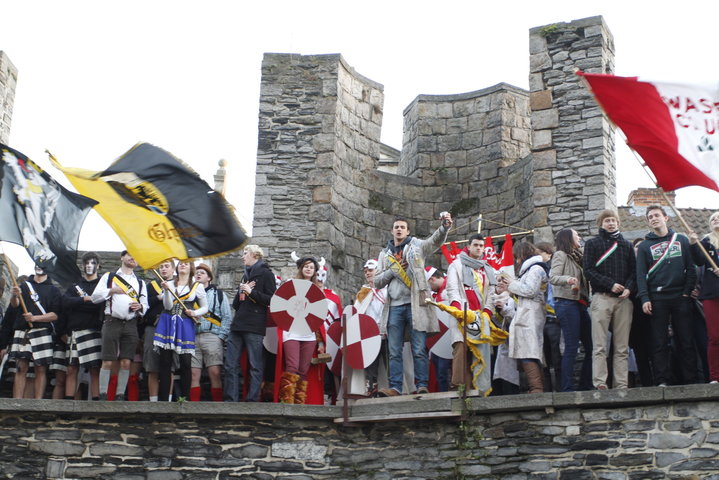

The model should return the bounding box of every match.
[528,16,616,240]
[0,51,18,145]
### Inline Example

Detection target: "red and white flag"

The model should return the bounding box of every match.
[484,234,514,273]
[578,72,719,192]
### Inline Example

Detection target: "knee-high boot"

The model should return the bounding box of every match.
[523,360,544,394]
[294,379,308,405]
[279,372,300,404]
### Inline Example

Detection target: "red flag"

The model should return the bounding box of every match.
[484,234,514,271]
[499,234,514,269]
[483,236,501,270]
[440,244,455,264]
[578,72,719,192]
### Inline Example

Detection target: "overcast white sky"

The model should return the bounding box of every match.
[2,0,719,273]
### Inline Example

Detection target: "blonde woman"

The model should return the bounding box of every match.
[690,212,719,383]
[154,261,207,401]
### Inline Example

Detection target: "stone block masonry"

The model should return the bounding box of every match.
[2,385,719,478]
[250,16,617,302]
[0,51,18,145]
[252,55,535,301]
[529,16,616,241]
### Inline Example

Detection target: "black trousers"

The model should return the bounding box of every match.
[650,297,699,385]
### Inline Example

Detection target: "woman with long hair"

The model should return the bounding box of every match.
[550,228,592,391]
[154,261,207,401]
[277,257,326,404]
[507,242,549,393]
[690,212,719,383]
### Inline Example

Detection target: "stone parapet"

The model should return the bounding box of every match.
[2,385,719,479]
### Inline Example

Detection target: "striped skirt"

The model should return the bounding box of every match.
[9,328,55,366]
[153,313,196,355]
[66,329,102,369]
[50,341,67,372]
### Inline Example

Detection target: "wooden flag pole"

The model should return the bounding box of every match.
[151,268,196,321]
[0,244,31,328]
[0,246,28,314]
[626,145,719,271]
[577,70,718,270]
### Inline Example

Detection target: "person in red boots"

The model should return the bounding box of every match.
[190,263,232,401]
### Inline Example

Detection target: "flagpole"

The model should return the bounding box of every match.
[0,243,32,329]
[626,144,719,271]
[577,71,719,271]
[444,230,533,246]
[151,268,198,322]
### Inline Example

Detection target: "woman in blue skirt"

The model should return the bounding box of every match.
[154,261,208,401]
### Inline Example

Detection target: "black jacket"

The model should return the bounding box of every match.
[231,260,276,335]
[0,305,17,349]
[691,237,719,300]
[636,229,696,304]
[13,275,62,330]
[583,229,636,295]
[61,277,105,333]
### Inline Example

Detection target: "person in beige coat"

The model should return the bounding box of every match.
[374,214,452,396]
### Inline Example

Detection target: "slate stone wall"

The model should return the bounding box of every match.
[0,51,18,145]
[528,16,616,241]
[2,386,719,479]
[249,16,616,302]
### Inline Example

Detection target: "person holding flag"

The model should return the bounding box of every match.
[445,234,496,394]
[636,206,699,386]
[8,265,62,398]
[155,261,207,401]
[689,212,719,384]
[142,260,176,402]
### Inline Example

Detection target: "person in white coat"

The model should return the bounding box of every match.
[507,242,549,394]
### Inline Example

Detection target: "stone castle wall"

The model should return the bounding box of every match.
[3,387,719,479]
[0,51,18,145]
[251,16,615,301]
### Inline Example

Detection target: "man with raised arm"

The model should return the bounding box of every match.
[374,213,452,397]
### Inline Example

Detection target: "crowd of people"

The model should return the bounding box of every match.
[0,204,717,403]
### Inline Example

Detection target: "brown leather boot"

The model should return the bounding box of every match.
[260,381,274,403]
[523,361,545,394]
[294,379,308,405]
[279,372,300,403]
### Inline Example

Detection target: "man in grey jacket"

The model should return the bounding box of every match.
[375,214,452,397]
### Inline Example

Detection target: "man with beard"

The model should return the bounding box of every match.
[62,252,105,400]
[8,265,62,398]
[91,250,148,401]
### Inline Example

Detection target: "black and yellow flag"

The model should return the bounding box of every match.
[0,144,97,286]
[50,143,248,268]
